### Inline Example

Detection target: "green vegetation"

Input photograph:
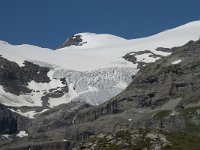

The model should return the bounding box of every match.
[84,129,154,150]
[79,128,200,150]
[106,144,121,150]
[95,130,131,150]
[96,137,114,150]
[132,138,151,150]
[115,130,131,142]
[185,123,200,133]
[181,106,200,116]
[163,131,200,150]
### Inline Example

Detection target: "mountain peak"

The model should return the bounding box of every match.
[59,34,85,48]
[58,32,127,49]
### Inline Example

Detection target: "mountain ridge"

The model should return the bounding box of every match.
[1,20,200,71]
[1,21,200,149]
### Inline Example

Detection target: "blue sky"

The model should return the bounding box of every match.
[0,0,200,48]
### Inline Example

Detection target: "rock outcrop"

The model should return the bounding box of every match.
[0,104,30,135]
[58,34,86,48]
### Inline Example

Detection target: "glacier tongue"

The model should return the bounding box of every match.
[50,67,137,106]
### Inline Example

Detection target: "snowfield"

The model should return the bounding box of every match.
[0,21,200,108]
[1,21,200,71]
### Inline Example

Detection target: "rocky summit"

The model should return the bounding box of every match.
[1,21,200,150]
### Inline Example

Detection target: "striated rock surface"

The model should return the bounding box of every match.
[59,34,85,48]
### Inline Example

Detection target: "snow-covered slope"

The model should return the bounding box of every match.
[68,32,127,48]
[1,21,200,71]
[0,21,200,110]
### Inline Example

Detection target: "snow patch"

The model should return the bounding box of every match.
[39,109,49,113]
[171,59,182,65]
[1,134,10,139]
[9,108,50,119]
[0,85,42,107]
[47,70,54,80]
[9,109,37,119]
[48,93,71,108]
[16,131,28,138]
[135,53,160,63]
[27,79,65,92]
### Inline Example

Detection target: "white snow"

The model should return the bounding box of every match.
[16,131,28,138]
[9,109,37,119]
[171,59,182,65]
[0,21,200,71]
[47,70,55,80]
[9,108,49,119]
[88,86,98,92]
[72,32,127,49]
[39,109,49,113]
[72,115,76,123]
[16,110,37,119]
[48,93,71,108]
[0,85,42,107]
[27,79,65,92]
[170,111,177,116]
[1,134,10,139]
[135,53,160,63]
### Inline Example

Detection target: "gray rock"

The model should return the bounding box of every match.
[0,104,30,135]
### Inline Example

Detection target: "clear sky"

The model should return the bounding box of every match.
[0,0,200,48]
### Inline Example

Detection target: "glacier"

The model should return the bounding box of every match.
[0,20,200,110]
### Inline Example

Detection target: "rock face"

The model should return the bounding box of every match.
[120,40,200,109]
[28,102,91,133]
[0,56,50,95]
[0,104,18,134]
[0,104,29,135]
